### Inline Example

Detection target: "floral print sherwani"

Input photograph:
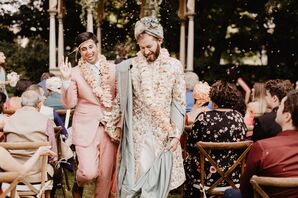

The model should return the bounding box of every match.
[130,48,186,190]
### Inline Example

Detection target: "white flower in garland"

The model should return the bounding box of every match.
[79,54,113,123]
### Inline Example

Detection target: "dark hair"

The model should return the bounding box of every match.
[281,79,294,93]
[210,80,246,116]
[14,79,33,97]
[265,79,293,102]
[0,92,7,113]
[75,32,98,47]
[283,90,298,128]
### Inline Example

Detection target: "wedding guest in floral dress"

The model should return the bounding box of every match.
[184,80,247,198]
[59,32,121,198]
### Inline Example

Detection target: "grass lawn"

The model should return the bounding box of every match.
[54,171,182,198]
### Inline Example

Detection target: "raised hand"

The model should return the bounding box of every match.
[59,56,72,80]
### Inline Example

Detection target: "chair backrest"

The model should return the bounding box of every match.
[55,109,74,129]
[54,126,73,161]
[0,126,4,142]
[250,175,298,198]
[0,142,51,198]
[196,141,253,196]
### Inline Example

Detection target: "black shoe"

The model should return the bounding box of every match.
[72,182,83,198]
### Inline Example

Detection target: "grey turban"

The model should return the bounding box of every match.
[134,16,164,39]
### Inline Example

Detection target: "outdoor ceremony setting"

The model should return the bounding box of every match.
[0,0,298,198]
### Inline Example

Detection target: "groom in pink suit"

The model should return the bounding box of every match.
[59,32,121,198]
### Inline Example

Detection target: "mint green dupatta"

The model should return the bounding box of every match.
[116,59,184,198]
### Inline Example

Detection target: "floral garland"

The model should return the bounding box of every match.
[133,48,173,134]
[79,54,112,120]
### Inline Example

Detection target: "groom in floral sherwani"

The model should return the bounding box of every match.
[116,17,186,198]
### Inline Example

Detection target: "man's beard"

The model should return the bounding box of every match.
[144,45,160,62]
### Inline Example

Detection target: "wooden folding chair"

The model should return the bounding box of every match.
[0,126,4,141]
[250,175,298,198]
[194,141,253,197]
[55,109,74,129]
[0,142,52,198]
[0,130,4,142]
[51,126,75,198]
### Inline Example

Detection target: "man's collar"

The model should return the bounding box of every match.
[88,61,100,68]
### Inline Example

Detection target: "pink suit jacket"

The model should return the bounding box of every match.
[61,64,117,147]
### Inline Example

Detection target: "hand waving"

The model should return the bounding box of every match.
[59,56,72,80]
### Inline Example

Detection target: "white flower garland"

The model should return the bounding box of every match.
[79,54,112,108]
[79,54,113,124]
[133,48,173,134]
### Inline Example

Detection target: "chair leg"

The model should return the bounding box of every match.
[45,190,51,198]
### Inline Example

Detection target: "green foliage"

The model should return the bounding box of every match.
[100,0,140,59]
[193,0,298,82]
[0,37,49,83]
[0,0,297,83]
[160,0,180,54]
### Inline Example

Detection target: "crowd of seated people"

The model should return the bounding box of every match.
[252,79,294,141]
[1,67,297,198]
[183,75,296,198]
[0,73,71,195]
[241,89,298,198]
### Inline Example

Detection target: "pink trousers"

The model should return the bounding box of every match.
[75,126,117,198]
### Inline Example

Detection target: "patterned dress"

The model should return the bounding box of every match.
[130,48,186,190]
[184,109,247,197]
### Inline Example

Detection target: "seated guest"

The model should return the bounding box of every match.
[185,72,199,113]
[27,84,68,138]
[3,79,32,113]
[185,81,210,132]
[184,80,247,198]
[38,72,55,97]
[241,90,298,198]
[252,79,293,141]
[245,82,268,124]
[44,76,64,110]
[4,90,57,182]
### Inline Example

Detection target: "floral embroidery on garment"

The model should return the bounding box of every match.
[184,110,247,198]
[131,48,186,190]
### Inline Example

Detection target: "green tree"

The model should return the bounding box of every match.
[0,37,48,83]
